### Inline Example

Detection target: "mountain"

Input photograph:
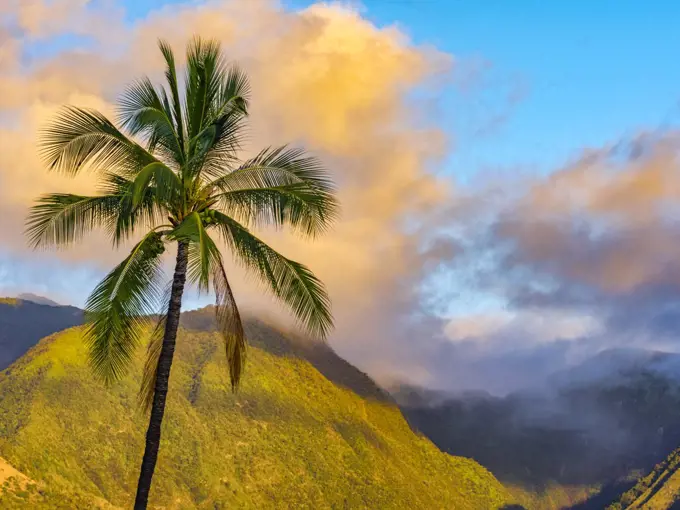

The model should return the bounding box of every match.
[180,306,393,403]
[0,317,524,509]
[607,447,680,509]
[16,293,62,307]
[0,299,391,405]
[0,298,83,370]
[396,348,680,509]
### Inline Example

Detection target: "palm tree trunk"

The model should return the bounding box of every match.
[134,241,189,509]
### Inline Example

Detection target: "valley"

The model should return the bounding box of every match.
[3,298,680,508]
[0,300,521,509]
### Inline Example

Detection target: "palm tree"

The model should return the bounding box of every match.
[26,37,338,509]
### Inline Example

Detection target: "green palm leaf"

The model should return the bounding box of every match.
[84,231,167,384]
[25,193,121,249]
[184,37,227,140]
[131,162,182,209]
[117,78,185,166]
[184,44,250,181]
[210,146,336,193]
[208,146,339,236]
[40,106,155,176]
[216,183,338,237]
[167,212,246,387]
[99,172,167,246]
[157,39,186,155]
[212,211,333,339]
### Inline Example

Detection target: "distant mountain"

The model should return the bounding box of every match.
[16,293,62,307]
[396,348,680,509]
[0,298,83,370]
[0,321,522,509]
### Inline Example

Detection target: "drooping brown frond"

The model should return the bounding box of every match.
[213,255,246,390]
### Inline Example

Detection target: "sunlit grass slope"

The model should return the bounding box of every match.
[607,447,680,509]
[0,322,521,509]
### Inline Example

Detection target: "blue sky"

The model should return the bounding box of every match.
[115,0,680,182]
[8,0,680,268]
[342,1,680,182]
[358,0,680,175]
[9,0,680,308]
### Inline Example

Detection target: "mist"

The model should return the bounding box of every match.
[394,346,680,500]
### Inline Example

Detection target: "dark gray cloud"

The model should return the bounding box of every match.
[426,131,680,394]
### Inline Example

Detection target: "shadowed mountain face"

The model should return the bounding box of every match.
[395,349,680,508]
[0,298,83,370]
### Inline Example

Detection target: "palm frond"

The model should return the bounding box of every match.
[213,253,246,390]
[157,39,186,155]
[117,78,184,166]
[84,231,167,384]
[167,212,218,292]
[99,172,167,246]
[131,162,182,209]
[209,146,336,194]
[212,211,333,338]
[25,193,121,249]
[207,146,339,236]
[39,106,155,176]
[167,211,247,387]
[209,62,250,123]
[184,37,228,140]
[189,63,250,171]
[190,108,249,182]
[215,183,339,237]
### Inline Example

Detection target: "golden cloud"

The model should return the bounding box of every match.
[497,133,680,294]
[0,0,454,384]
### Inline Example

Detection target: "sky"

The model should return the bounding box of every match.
[1,0,680,394]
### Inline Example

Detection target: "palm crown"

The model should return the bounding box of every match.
[26,38,339,400]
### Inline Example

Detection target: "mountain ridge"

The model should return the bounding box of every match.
[15,293,62,307]
[0,298,83,371]
[0,298,390,403]
[0,322,523,509]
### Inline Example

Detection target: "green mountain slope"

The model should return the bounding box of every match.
[0,321,522,509]
[607,447,680,509]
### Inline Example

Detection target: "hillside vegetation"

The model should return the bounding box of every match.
[607,447,680,509]
[0,321,522,509]
[0,299,82,370]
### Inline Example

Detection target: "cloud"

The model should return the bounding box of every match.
[427,131,680,394]
[495,132,680,301]
[0,0,459,386]
[5,1,676,396]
